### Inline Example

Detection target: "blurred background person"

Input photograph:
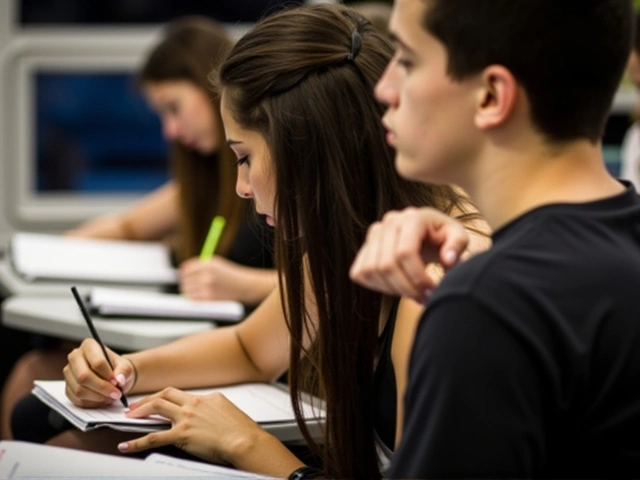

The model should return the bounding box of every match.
[620,9,640,190]
[1,16,276,441]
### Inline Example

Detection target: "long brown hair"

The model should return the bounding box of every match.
[137,16,244,261]
[216,4,480,478]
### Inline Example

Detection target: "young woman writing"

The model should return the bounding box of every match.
[24,5,489,478]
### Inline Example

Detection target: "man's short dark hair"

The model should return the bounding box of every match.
[634,9,640,54]
[421,0,633,144]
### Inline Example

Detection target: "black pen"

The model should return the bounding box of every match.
[71,286,129,408]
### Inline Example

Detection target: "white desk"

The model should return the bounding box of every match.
[0,260,72,297]
[2,296,214,351]
[0,259,164,297]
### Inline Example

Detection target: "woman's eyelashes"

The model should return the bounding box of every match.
[160,102,179,116]
[235,155,250,167]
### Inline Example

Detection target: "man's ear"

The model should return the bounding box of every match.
[474,65,517,131]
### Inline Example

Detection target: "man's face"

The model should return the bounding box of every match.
[375,0,480,186]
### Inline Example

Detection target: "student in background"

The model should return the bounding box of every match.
[67,16,276,303]
[1,16,276,442]
[350,0,640,476]
[620,9,640,189]
[24,5,489,478]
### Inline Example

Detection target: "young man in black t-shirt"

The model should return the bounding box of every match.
[351,0,640,477]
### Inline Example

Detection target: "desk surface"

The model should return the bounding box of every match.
[0,259,163,298]
[0,260,71,297]
[2,296,214,351]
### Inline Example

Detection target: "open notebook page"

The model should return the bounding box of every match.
[0,440,250,478]
[33,380,324,435]
[145,453,277,478]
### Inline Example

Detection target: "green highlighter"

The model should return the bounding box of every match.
[200,215,226,261]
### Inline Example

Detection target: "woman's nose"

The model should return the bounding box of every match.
[162,117,180,141]
[236,173,253,199]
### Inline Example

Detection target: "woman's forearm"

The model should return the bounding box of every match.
[235,266,278,305]
[125,327,266,394]
[125,288,290,394]
[228,430,305,477]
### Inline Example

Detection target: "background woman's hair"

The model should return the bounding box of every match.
[138,16,245,261]
[348,1,392,39]
[634,9,640,55]
[216,4,481,477]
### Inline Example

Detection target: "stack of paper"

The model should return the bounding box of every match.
[9,232,178,285]
[88,286,245,323]
[0,440,276,478]
[33,380,325,442]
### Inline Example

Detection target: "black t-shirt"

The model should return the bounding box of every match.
[374,299,400,452]
[389,183,640,478]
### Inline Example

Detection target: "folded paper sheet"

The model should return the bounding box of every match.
[10,232,178,285]
[88,286,244,322]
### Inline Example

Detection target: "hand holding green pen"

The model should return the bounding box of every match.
[200,215,226,261]
[178,215,227,299]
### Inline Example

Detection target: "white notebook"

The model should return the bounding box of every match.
[0,440,275,478]
[88,286,245,323]
[145,452,277,478]
[33,380,325,442]
[9,232,178,286]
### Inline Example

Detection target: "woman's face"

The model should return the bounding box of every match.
[143,80,219,155]
[220,93,276,227]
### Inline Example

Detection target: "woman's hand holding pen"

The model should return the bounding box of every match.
[179,255,247,301]
[63,338,136,408]
[117,387,274,467]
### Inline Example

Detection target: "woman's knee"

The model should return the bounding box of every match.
[13,349,70,380]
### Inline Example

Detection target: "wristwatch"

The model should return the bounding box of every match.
[288,465,324,480]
